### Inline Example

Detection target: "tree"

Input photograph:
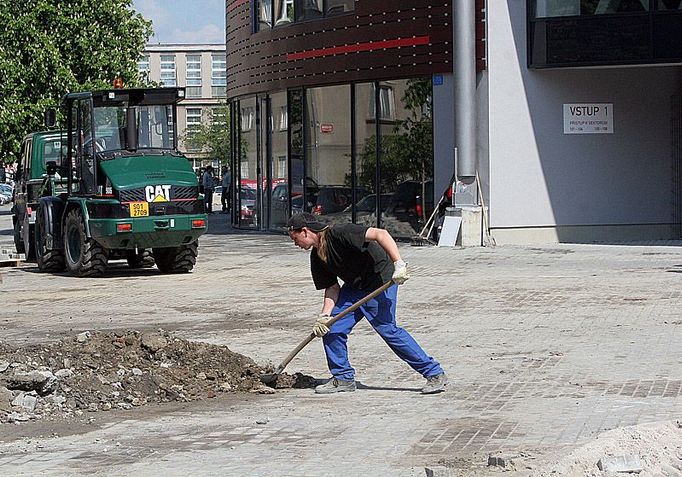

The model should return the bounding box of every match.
[183,105,232,166]
[0,0,152,164]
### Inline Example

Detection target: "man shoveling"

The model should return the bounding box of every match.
[287,213,448,395]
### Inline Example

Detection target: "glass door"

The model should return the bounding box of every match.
[268,91,289,229]
[237,96,259,228]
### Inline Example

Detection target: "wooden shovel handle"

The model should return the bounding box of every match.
[273,280,395,374]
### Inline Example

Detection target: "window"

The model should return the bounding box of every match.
[278,106,288,130]
[240,106,254,131]
[535,0,579,17]
[186,54,202,87]
[275,0,294,25]
[295,0,322,21]
[186,108,202,151]
[535,0,649,17]
[137,54,150,82]
[160,54,176,87]
[258,0,273,30]
[658,0,682,9]
[211,54,226,98]
[369,84,395,120]
[186,87,202,98]
[325,0,353,16]
[259,0,353,26]
[213,107,227,123]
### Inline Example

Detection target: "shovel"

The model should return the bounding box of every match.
[261,280,394,385]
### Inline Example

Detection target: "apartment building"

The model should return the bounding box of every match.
[139,44,227,169]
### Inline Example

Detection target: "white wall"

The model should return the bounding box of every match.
[487,1,682,242]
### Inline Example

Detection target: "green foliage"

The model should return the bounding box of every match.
[0,0,152,163]
[357,78,433,191]
[183,105,232,163]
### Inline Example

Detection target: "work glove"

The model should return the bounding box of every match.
[312,314,330,337]
[392,259,410,285]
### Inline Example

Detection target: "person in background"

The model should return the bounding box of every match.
[221,166,231,213]
[202,165,215,213]
[286,212,448,395]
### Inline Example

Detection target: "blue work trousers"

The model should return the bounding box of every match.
[323,284,443,381]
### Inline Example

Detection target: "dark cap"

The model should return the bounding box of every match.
[287,212,328,232]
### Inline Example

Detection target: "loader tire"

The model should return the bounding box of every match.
[153,241,198,274]
[63,209,108,277]
[126,249,155,269]
[35,205,65,272]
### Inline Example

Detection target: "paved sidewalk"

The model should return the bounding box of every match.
[1,207,681,475]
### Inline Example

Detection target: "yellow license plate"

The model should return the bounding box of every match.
[129,202,149,217]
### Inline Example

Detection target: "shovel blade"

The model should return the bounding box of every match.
[260,373,279,385]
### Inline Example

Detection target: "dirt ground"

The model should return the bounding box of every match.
[0,330,314,425]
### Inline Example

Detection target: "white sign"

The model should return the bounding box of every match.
[563,103,613,134]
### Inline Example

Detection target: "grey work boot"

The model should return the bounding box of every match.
[421,373,448,394]
[314,378,356,394]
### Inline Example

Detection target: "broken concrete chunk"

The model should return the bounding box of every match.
[140,333,168,353]
[55,369,73,379]
[7,370,57,395]
[0,360,10,373]
[488,452,519,468]
[76,331,91,343]
[0,386,12,412]
[425,466,452,477]
[12,392,38,412]
[597,455,643,474]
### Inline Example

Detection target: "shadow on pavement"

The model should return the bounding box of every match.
[356,381,422,393]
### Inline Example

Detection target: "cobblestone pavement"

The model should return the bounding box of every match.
[1,205,681,476]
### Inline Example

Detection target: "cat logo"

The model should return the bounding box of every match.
[145,185,172,203]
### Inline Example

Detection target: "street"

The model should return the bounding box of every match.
[1,203,682,476]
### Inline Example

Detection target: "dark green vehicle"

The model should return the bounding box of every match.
[11,87,207,277]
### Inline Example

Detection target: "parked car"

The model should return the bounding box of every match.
[270,182,316,227]
[383,180,434,231]
[324,192,392,225]
[311,186,370,215]
[0,183,13,205]
[212,185,223,211]
[239,187,257,226]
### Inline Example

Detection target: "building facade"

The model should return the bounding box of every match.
[226,0,682,243]
[140,44,227,170]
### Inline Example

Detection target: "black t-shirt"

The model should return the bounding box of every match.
[310,223,393,291]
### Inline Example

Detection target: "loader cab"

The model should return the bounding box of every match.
[63,88,185,196]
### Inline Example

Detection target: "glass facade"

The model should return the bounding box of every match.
[230,77,434,239]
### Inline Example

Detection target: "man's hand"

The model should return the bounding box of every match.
[312,314,330,337]
[392,259,410,285]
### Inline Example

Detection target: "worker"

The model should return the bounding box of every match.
[202,165,215,213]
[286,212,448,395]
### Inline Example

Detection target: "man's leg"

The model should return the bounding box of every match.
[321,287,364,381]
[363,285,444,378]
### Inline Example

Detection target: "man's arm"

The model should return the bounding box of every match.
[364,227,409,284]
[321,283,340,316]
[364,227,401,262]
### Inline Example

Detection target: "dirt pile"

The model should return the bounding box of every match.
[0,330,307,424]
[533,421,682,477]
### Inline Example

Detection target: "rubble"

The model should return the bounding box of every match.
[0,330,303,424]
